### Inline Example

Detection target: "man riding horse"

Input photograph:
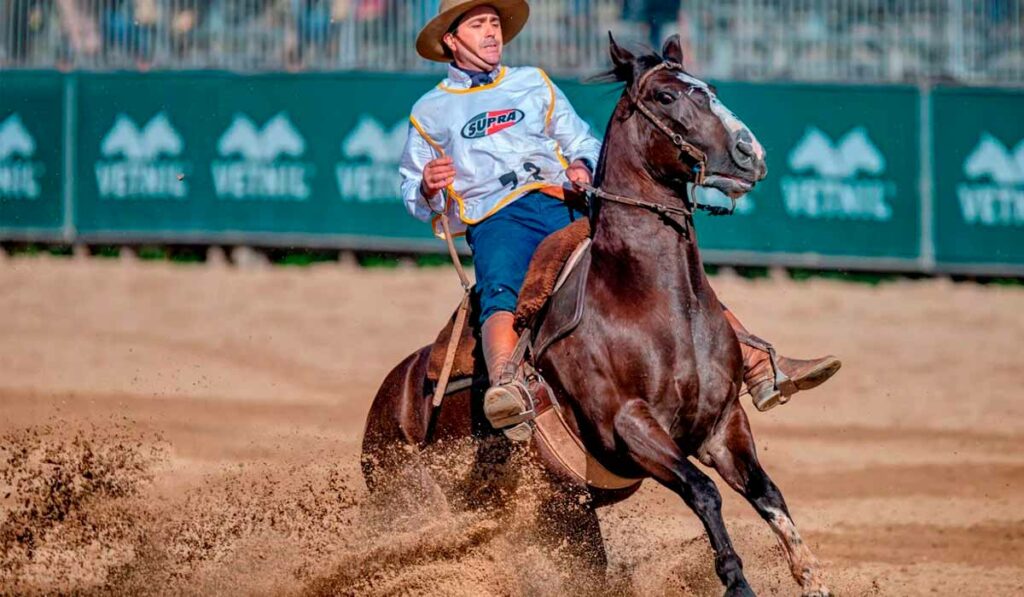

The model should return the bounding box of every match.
[399,0,840,440]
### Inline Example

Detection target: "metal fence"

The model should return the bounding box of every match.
[1,0,1022,84]
[689,0,1024,85]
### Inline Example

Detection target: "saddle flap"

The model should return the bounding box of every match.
[533,405,642,491]
[428,216,592,384]
[526,373,642,491]
[514,217,591,333]
[532,245,592,360]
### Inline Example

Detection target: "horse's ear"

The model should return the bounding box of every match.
[662,34,684,65]
[606,32,639,84]
[608,32,635,69]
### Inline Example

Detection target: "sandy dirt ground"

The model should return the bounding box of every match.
[1,256,1022,595]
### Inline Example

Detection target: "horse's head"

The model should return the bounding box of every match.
[604,35,767,199]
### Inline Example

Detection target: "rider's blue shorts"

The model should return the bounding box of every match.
[467,191,585,323]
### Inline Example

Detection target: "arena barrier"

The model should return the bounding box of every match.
[1,71,1022,275]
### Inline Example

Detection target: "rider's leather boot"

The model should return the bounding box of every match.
[723,307,842,412]
[481,311,533,442]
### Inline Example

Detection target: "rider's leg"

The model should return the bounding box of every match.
[481,311,519,386]
[721,305,841,412]
[469,193,582,439]
[481,310,535,436]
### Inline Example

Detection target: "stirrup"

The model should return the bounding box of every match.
[483,378,535,427]
[483,379,536,442]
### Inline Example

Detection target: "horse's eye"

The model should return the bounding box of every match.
[656,91,677,105]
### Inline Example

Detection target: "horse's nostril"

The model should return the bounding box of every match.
[736,141,754,158]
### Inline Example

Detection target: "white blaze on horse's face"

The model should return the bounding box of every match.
[675,72,767,169]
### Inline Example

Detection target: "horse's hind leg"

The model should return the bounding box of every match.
[615,399,753,597]
[705,405,831,597]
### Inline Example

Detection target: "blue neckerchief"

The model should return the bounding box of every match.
[451,63,493,87]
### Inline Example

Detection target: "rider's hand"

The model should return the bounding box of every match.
[565,159,592,188]
[420,156,456,199]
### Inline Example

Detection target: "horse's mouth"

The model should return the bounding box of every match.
[702,174,755,199]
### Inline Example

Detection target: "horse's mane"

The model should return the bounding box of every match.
[585,45,664,184]
[586,46,664,86]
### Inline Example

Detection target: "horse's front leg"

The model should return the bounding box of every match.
[614,398,754,597]
[704,405,831,597]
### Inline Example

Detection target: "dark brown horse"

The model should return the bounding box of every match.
[362,36,831,597]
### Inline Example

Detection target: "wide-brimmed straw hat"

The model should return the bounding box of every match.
[416,0,530,63]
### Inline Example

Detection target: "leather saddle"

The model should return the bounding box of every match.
[424,215,642,492]
[426,217,593,383]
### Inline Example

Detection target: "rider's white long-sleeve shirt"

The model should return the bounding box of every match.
[399,64,602,237]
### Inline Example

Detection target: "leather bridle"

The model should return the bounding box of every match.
[581,60,716,223]
[631,61,708,188]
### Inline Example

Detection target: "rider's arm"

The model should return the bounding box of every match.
[399,121,446,222]
[543,72,602,172]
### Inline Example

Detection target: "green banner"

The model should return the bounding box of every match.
[75,72,442,248]
[4,69,1023,275]
[0,71,65,237]
[933,87,1024,270]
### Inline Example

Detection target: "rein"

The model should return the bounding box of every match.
[577,182,694,220]
[432,213,472,409]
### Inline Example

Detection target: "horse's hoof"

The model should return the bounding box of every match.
[801,589,832,597]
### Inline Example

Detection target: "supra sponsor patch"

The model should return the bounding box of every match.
[460,109,524,139]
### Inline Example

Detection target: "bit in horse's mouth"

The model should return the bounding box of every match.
[703,174,755,199]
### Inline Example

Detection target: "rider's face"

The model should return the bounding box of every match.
[444,6,503,70]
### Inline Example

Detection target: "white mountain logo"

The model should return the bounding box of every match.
[0,113,43,199]
[95,112,189,200]
[212,112,311,201]
[0,114,36,161]
[335,116,405,202]
[217,113,305,161]
[957,132,1024,226]
[781,126,894,221]
[342,116,406,162]
[101,113,183,161]
[962,133,1024,185]
[788,127,885,179]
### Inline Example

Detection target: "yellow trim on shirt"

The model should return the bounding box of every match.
[447,181,552,225]
[409,114,461,222]
[538,69,571,169]
[430,182,553,239]
[554,148,570,169]
[538,68,557,130]
[470,182,552,223]
[409,115,443,154]
[438,66,508,94]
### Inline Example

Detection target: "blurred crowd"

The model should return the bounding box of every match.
[1,0,1020,83]
[4,0,641,69]
[2,0,418,69]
